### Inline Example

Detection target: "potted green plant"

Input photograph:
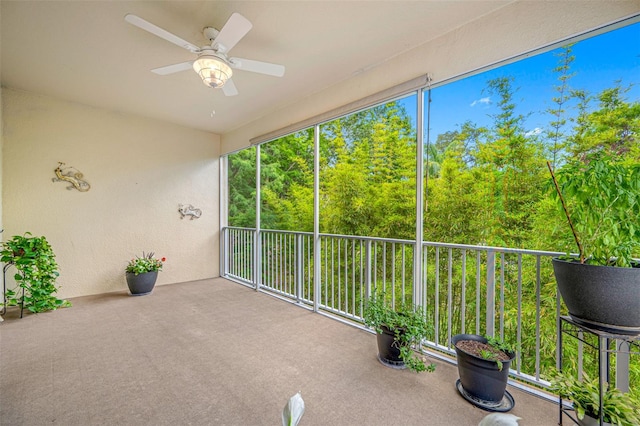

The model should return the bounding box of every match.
[0,233,70,316]
[452,334,516,410]
[363,290,435,373]
[125,252,165,296]
[548,153,640,334]
[550,370,640,426]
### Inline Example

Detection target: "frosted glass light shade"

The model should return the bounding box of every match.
[193,56,232,88]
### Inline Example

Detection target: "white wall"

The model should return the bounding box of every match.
[221,0,640,154]
[2,88,220,298]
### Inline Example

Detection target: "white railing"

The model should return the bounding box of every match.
[222,226,635,395]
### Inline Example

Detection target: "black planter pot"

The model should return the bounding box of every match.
[126,271,158,296]
[576,413,612,426]
[452,334,515,407]
[552,258,640,334]
[375,324,406,369]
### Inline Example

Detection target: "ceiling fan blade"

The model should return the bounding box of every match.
[151,61,194,75]
[222,79,239,96]
[212,13,252,53]
[125,14,200,53]
[228,57,285,77]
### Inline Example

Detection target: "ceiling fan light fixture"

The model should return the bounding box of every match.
[193,55,233,89]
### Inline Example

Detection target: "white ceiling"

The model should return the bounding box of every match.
[1,1,513,135]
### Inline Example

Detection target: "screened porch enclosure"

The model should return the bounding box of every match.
[220,18,639,403]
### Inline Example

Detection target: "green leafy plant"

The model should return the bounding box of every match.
[548,153,640,267]
[363,290,436,373]
[126,252,166,275]
[550,370,640,425]
[485,335,516,354]
[479,349,503,371]
[474,335,515,371]
[0,233,70,313]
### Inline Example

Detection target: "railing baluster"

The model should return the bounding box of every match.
[423,246,428,327]
[486,250,496,337]
[324,237,328,307]
[461,249,466,335]
[365,240,372,300]
[373,242,378,290]
[435,247,440,346]
[331,238,335,310]
[352,240,356,316]
[447,248,453,347]
[517,254,523,374]
[338,239,342,312]
[391,243,396,308]
[296,233,303,303]
[359,240,364,316]
[382,243,387,294]
[535,255,542,381]
[500,252,505,341]
[616,341,631,392]
[402,244,407,303]
[475,251,481,335]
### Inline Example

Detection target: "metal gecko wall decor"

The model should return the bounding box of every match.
[52,162,91,192]
[178,204,202,220]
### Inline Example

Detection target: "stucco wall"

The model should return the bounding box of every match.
[2,88,220,298]
[221,0,640,154]
[0,88,3,245]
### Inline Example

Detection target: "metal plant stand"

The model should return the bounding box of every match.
[558,316,640,425]
[2,262,25,318]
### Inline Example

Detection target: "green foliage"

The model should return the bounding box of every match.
[485,334,515,354]
[567,85,640,162]
[550,370,640,425]
[552,153,640,266]
[0,233,70,313]
[226,33,640,390]
[478,349,503,371]
[483,335,516,371]
[126,252,165,275]
[320,100,417,239]
[228,147,257,228]
[363,290,435,373]
[545,44,575,168]
[261,130,315,231]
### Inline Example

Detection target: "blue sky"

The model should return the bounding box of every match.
[399,20,640,143]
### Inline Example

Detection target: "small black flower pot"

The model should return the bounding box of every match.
[453,334,515,406]
[375,324,406,369]
[126,271,158,296]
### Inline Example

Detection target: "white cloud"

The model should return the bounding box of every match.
[525,127,542,137]
[470,97,491,107]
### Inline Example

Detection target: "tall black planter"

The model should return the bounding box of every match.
[126,271,158,296]
[552,258,640,334]
[375,324,406,369]
[453,334,515,411]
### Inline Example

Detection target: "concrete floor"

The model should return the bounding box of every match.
[0,277,561,425]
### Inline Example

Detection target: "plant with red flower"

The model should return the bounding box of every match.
[126,252,165,275]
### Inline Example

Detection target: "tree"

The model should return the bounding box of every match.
[567,84,640,162]
[545,45,576,169]
[228,148,257,228]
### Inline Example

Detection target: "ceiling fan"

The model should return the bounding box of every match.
[124,12,285,96]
